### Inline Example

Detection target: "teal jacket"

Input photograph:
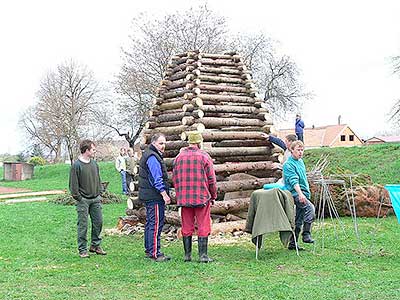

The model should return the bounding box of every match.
[283,156,310,199]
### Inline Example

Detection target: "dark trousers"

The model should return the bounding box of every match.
[296,132,304,142]
[144,200,165,258]
[76,196,103,253]
[294,196,315,228]
[126,173,134,193]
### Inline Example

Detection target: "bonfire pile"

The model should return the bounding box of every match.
[121,50,284,235]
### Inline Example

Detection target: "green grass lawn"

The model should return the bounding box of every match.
[303,143,400,185]
[0,201,399,299]
[1,145,400,299]
[0,162,123,195]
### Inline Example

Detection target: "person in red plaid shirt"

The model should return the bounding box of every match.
[172,131,217,263]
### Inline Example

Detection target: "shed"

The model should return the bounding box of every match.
[3,162,34,181]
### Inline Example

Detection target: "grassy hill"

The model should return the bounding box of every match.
[0,161,122,194]
[0,143,399,193]
[303,143,400,185]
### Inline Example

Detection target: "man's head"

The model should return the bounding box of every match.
[80,139,96,158]
[289,140,304,160]
[296,113,301,120]
[120,147,126,155]
[151,133,166,154]
[127,148,133,156]
[187,131,203,147]
[284,134,298,149]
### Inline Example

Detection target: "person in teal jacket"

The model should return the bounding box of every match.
[283,140,315,250]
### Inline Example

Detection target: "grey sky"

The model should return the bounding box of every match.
[1,0,400,154]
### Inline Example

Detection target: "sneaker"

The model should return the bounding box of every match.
[89,246,107,255]
[79,252,89,258]
[151,254,171,262]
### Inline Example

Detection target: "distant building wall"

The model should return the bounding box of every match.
[3,162,34,181]
[330,127,363,147]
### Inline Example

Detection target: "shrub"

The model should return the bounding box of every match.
[29,156,47,166]
[51,190,124,205]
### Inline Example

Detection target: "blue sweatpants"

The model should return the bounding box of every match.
[144,200,165,258]
[294,196,315,228]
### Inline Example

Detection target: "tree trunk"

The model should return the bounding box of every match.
[183,131,266,142]
[213,161,282,175]
[197,94,258,104]
[163,89,191,100]
[206,146,273,157]
[126,207,182,226]
[199,58,241,67]
[212,139,271,148]
[143,123,205,136]
[145,120,182,129]
[153,111,190,123]
[149,109,182,117]
[211,198,250,215]
[215,154,280,163]
[210,220,246,235]
[165,140,189,150]
[197,75,244,84]
[202,112,271,122]
[200,117,266,128]
[186,83,248,94]
[217,178,276,194]
[200,104,265,114]
[161,79,187,90]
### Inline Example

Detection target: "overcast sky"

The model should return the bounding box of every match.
[1,0,400,154]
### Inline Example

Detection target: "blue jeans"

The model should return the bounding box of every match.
[144,200,165,258]
[294,196,315,228]
[120,170,128,194]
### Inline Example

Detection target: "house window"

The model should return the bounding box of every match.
[349,135,354,141]
[340,135,346,141]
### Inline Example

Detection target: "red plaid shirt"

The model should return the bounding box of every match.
[172,146,217,207]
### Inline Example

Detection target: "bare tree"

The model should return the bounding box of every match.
[230,33,311,117]
[20,60,101,163]
[389,56,400,124]
[109,4,309,143]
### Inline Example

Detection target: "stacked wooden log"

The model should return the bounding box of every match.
[124,50,283,236]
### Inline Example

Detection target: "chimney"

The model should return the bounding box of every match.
[338,115,341,125]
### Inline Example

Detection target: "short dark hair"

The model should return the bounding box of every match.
[80,139,95,154]
[285,134,298,143]
[151,133,165,144]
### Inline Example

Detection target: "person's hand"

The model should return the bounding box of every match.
[260,133,269,140]
[163,193,171,205]
[298,192,307,204]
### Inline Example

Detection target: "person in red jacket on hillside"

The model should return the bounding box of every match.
[172,131,217,263]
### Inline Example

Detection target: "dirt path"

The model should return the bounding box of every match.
[0,186,31,194]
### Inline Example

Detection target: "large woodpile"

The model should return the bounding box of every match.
[122,50,283,236]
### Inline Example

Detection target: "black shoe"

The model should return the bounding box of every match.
[151,254,171,262]
[288,244,304,251]
[89,246,107,255]
[302,235,315,243]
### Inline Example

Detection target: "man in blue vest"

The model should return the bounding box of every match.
[138,133,171,262]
